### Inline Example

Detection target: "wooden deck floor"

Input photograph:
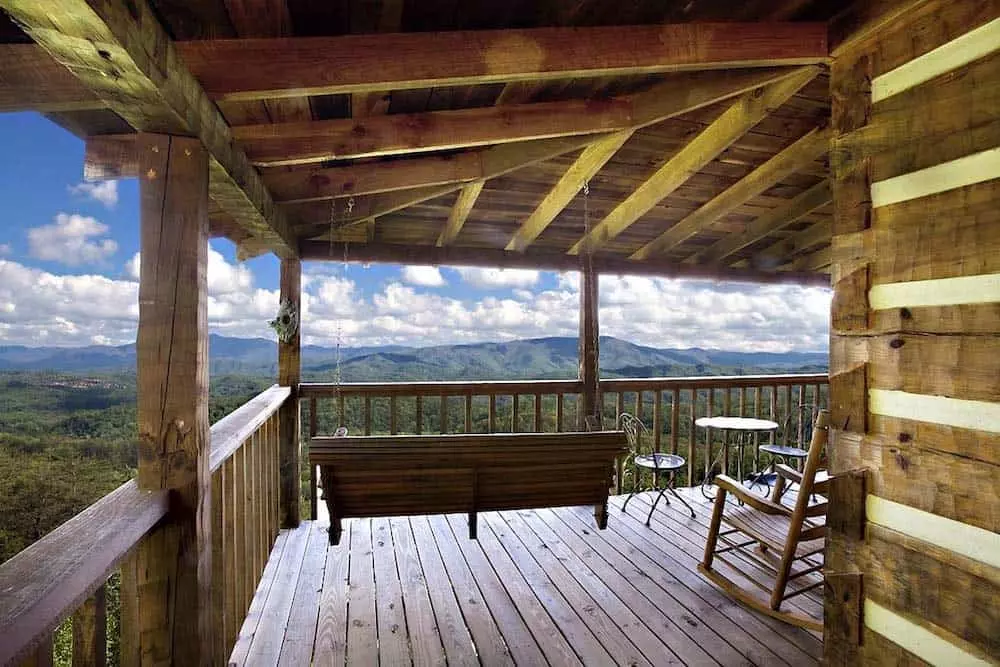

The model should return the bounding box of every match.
[230,487,823,666]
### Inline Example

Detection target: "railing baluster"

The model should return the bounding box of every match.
[706,389,715,480]
[769,386,778,446]
[390,395,398,435]
[722,388,731,476]
[415,396,423,434]
[72,584,106,667]
[653,390,662,453]
[338,394,346,430]
[635,391,643,422]
[783,384,792,446]
[364,396,372,435]
[467,394,474,433]
[512,394,520,432]
[22,633,53,667]
[120,551,140,667]
[238,444,252,611]
[688,389,697,485]
[211,465,226,666]
[489,394,496,432]
[440,395,448,434]
[796,384,805,447]
[670,388,679,457]
[534,393,542,431]
[309,397,317,438]
[616,392,624,420]
[225,456,239,654]
[556,393,564,432]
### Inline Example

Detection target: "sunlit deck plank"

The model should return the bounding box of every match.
[236,489,824,666]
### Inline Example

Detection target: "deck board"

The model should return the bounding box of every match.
[231,488,823,666]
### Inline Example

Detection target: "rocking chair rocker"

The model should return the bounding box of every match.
[699,409,830,631]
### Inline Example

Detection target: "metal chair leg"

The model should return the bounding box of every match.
[621,490,637,512]
[645,487,668,526]
[668,484,696,518]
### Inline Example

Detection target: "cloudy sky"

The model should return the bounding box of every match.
[0,113,831,352]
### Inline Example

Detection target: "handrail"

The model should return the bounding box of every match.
[0,480,169,666]
[0,384,291,666]
[300,379,583,397]
[209,384,290,471]
[600,373,828,391]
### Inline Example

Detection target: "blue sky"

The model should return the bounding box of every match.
[0,112,831,351]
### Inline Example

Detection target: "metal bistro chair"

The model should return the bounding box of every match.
[619,413,694,525]
[756,404,819,499]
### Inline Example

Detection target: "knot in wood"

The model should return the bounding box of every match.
[889,338,905,349]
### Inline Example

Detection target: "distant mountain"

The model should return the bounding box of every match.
[0,335,827,380]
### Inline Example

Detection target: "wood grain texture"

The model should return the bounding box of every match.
[438,180,485,247]
[631,125,832,259]
[278,258,301,528]
[0,0,297,257]
[179,23,829,100]
[134,133,212,664]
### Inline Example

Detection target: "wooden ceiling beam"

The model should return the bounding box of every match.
[503,67,806,254]
[569,66,821,255]
[686,178,832,264]
[233,97,633,166]
[0,43,105,112]
[630,125,832,260]
[0,0,297,257]
[178,23,829,101]
[264,153,485,202]
[437,180,486,246]
[298,240,832,287]
[740,220,833,270]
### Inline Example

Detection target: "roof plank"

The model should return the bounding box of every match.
[569,66,821,255]
[0,0,297,256]
[687,178,831,264]
[629,125,832,260]
[178,23,829,101]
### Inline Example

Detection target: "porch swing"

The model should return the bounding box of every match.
[309,185,628,545]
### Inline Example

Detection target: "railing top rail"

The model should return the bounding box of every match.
[600,373,828,390]
[300,373,828,397]
[300,379,584,397]
[0,479,169,666]
[209,384,290,472]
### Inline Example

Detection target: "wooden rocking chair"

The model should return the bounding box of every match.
[699,409,830,631]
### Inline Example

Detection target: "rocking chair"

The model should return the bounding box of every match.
[699,409,830,631]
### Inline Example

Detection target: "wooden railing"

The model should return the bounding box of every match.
[300,373,828,508]
[0,385,289,667]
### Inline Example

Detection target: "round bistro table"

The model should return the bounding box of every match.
[694,416,779,499]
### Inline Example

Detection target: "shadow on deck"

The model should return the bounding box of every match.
[230,487,823,666]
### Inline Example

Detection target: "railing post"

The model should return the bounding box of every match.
[135,133,212,663]
[279,257,302,528]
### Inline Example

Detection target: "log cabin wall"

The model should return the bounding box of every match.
[827,2,1000,664]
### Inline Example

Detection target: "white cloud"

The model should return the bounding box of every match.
[68,180,118,208]
[28,213,118,266]
[454,267,540,289]
[0,247,831,354]
[0,244,10,256]
[400,266,446,287]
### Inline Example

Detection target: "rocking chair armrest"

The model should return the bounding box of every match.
[714,475,791,516]
[774,464,804,485]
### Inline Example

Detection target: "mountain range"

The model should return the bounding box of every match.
[0,335,828,380]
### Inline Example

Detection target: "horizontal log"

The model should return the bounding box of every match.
[0,480,169,666]
[209,384,290,471]
[299,241,832,286]
[0,43,104,112]
[178,23,829,101]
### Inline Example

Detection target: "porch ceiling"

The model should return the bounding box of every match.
[0,0,838,285]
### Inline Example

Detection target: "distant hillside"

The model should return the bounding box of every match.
[0,335,827,380]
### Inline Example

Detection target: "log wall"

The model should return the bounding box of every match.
[827,3,1000,664]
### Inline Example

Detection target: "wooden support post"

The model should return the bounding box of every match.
[71,585,106,667]
[578,265,600,429]
[135,133,212,664]
[279,257,302,527]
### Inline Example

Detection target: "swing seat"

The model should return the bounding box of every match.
[309,431,628,544]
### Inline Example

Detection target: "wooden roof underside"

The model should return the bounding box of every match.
[0,0,849,286]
